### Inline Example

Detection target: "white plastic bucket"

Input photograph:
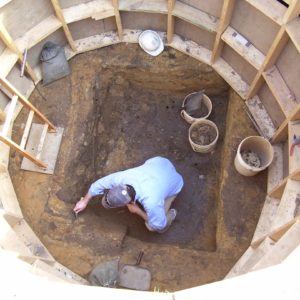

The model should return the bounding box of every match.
[189,119,219,153]
[181,92,212,124]
[234,136,274,176]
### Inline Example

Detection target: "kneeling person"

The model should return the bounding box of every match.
[73,156,184,232]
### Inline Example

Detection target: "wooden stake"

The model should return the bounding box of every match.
[51,0,77,52]
[211,0,236,63]
[112,0,123,40]
[167,0,175,44]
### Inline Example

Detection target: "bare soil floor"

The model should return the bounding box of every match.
[9,44,267,291]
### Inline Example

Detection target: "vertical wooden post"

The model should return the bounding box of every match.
[112,0,123,40]
[0,23,37,82]
[51,0,77,52]
[283,0,300,24]
[0,108,6,124]
[211,0,236,64]
[167,0,175,44]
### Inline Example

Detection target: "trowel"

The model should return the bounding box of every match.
[118,251,151,291]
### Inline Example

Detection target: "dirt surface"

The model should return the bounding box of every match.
[9,43,267,291]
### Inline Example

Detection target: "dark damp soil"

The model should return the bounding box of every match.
[9,43,267,291]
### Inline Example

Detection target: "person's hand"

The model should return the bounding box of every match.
[126,202,141,214]
[73,197,88,214]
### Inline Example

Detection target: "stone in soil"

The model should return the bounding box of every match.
[190,124,217,145]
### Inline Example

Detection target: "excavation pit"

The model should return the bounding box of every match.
[9,43,267,291]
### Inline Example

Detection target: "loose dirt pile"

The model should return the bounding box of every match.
[190,124,217,145]
[241,150,261,168]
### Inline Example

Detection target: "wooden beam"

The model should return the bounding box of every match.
[0,108,6,123]
[211,0,236,63]
[246,27,289,99]
[0,134,47,168]
[112,0,123,40]
[51,0,76,52]
[0,23,37,82]
[0,77,56,132]
[283,0,300,23]
[167,0,175,44]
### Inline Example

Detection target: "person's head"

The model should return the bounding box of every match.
[102,185,133,209]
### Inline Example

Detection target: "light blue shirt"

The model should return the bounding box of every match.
[89,156,184,230]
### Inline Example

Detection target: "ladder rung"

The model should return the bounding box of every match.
[1,95,18,137]
[20,110,34,150]
[36,124,49,160]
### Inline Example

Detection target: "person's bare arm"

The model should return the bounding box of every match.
[73,192,94,214]
[126,203,155,231]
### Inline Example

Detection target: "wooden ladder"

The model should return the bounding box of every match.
[0,76,56,169]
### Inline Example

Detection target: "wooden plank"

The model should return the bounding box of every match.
[0,25,37,82]
[62,0,115,23]
[73,31,120,54]
[21,124,64,174]
[20,110,34,150]
[11,218,54,262]
[268,144,284,193]
[213,58,249,99]
[0,77,56,131]
[252,196,280,245]
[245,0,286,25]
[172,1,218,33]
[51,0,76,52]
[211,0,236,63]
[252,220,300,271]
[271,119,288,143]
[271,179,300,231]
[225,246,255,278]
[290,104,300,121]
[167,0,175,44]
[222,26,265,70]
[289,121,300,174]
[1,95,17,137]
[112,0,123,40]
[35,124,49,160]
[268,177,288,200]
[263,66,297,117]
[33,260,88,284]
[247,27,288,99]
[245,95,276,139]
[227,238,275,277]
[0,108,5,123]
[169,34,212,65]
[286,17,300,53]
[0,171,22,217]
[14,15,62,51]
[119,0,168,14]
[0,213,34,257]
[0,134,47,168]
[283,0,300,23]
[0,48,18,78]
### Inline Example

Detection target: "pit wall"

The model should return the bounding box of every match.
[0,0,300,298]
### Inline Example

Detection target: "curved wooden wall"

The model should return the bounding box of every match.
[0,0,300,296]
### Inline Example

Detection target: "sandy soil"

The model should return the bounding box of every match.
[9,44,266,291]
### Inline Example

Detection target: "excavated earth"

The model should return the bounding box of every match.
[9,43,267,291]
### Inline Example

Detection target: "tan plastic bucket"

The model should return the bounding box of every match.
[234,136,274,176]
[181,92,212,124]
[189,119,219,153]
